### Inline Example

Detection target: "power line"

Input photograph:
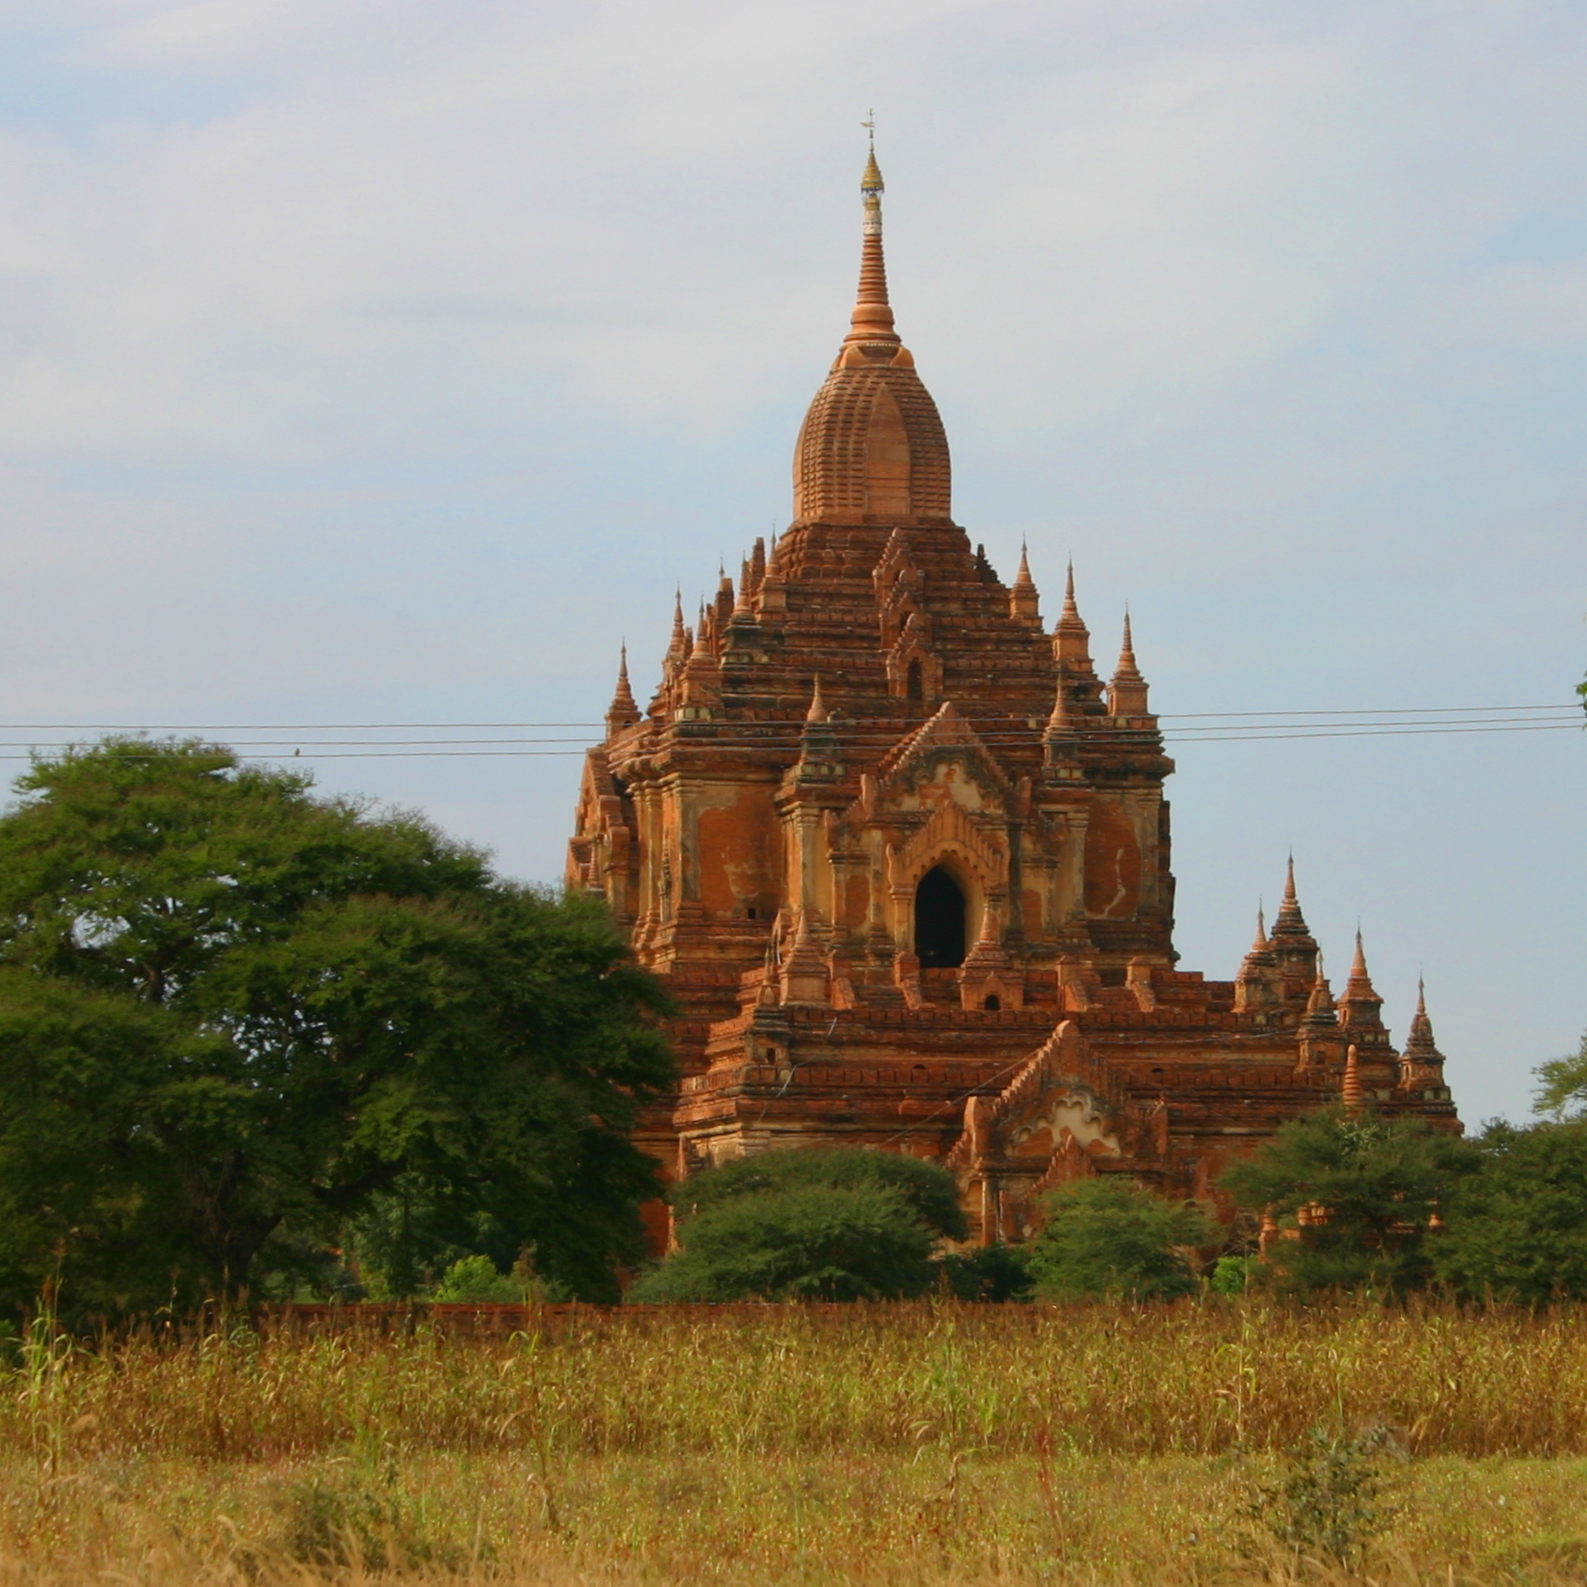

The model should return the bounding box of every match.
[0,703,1574,733]
[0,716,1575,762]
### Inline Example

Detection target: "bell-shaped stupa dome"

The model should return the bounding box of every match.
[792,141,952,527]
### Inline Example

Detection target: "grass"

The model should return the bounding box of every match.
[5,1298,1587,1583]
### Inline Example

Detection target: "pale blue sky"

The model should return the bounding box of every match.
[1,0,1583,1125]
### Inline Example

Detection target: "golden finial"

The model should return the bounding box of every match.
[860,110,883,195]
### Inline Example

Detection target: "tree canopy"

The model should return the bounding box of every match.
[1533,1030,1587,1121]
[1221,1107,1477,1295]
[1433,1119,1587,1303]
[0,738,674,1316]
[629,1146,965,1302]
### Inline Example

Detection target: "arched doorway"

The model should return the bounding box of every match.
[914,865,967,967]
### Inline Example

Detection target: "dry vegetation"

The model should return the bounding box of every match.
[4,1300,1587,1585]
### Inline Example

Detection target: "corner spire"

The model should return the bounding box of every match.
[1402,976,1447,1073]
[1010,541,1040,622]
[1339,925,1385,1032]
[668,589,687,657]
[1108,607,1149,716]
[606,643,641,733]
[1054,559,1093,669]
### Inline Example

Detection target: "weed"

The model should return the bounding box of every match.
[1247,1423,1401,1566]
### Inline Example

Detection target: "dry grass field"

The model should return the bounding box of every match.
[4,1300,1587,1585]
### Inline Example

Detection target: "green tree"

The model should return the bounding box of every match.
[1434,1119,1587,1303]
[0,738,674,1317]
[1026,1177,1214,1300]
[1533,1030,1587,1120]
[1222,1107,1477,1295]
[629,1147,966,1302]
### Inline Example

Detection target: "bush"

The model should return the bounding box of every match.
[940,1242,1034,1301]
[628,1182,940,1302]
[669,1147,968,1240]
[1245,1425,1399,1566]
[428,1255,522,1304]
[630,1149,971,1303]
[1028,1178,1214,1300]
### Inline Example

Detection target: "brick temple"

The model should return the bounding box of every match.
[567,142,1459,1243]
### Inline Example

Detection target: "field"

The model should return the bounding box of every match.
[5,1300,1587,1585]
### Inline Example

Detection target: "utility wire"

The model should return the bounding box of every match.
[0,718,1576,761]
[0,702,1574,733]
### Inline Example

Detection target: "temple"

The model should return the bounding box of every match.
[567,141,1460,1243]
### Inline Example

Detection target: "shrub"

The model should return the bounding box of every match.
[628,1182,940,1302]
[1028,1178,1214,1300]
[428,1255,522,1304]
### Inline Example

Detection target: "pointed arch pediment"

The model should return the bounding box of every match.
[875,701,1013,808]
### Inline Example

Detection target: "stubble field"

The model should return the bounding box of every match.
[4,1300,1587,1586]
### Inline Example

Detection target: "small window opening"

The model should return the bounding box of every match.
[914,865,967,968]
[746,906,757,920]
[906,658,924,703]
[983,994,1001,1011]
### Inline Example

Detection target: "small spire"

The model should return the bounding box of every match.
[1342,1043,1364,1111]
[606,643,641,732]
[1402,975,1446,1068]
[1302,966,1337,1026]
[1107,608,1148,716]
[1339,928,1383,1030]
[668,589,687,657]
[1010,541,1040,621]
[805,675,829,724]
[1235,901,1278,1006]
[1054,558,1093,668]
[1270,854,1313,941]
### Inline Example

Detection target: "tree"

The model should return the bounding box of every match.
[628,1147,966,1302]
[1221,1107,1478,1295]
[1434,1119,1587,1303]
[1533,1030,1587,1120]
[0,738,674,1316]
[1026,1177,1214,1301]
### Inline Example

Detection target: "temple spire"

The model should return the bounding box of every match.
[668,590,687,657]
[1401,976,1448,1078]
[1108,607,1149,715]
[606,643,641,733]
[1054,559,1093,669]
[1338,926,1386,1034]
[1010,541,1040,622]
[844,126,899,348]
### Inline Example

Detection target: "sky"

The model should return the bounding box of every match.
[0,0,1583,1127]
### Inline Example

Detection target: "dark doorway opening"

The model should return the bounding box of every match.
[906,658,923,703]
[915,866,967,968]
